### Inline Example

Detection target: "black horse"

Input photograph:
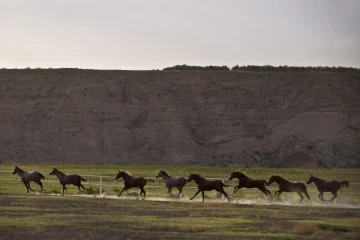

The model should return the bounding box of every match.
[229,171,271,196]
[115,171,154,200]
[49,168,86,195]
[156,170,187,197]
[187,173,231,202]
[268,175,310,203]
[12,166,45,193]
[306,175,349,202]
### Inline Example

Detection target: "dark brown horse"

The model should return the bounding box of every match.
[156,170,186,197]
[187,173,231,202]
[306,175,349,202]
[12,166,45,193]
[115,171,154,200]
[268,175,310,203]
[49,168,86,195]
[229,171,271,196]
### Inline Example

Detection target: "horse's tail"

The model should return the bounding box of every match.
[222,182,229,187]
[146,179,155,184]
[80,177,87,182]
[340,181,349,188]
[39,173,45,180]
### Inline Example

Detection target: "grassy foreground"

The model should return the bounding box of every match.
[1,164,360,239]
[0,194,359,240]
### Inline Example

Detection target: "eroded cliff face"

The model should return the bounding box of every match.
[1,69,359,167]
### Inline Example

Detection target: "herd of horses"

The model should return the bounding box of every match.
[12,166,349,203]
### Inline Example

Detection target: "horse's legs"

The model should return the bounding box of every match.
[23,181,29,193]
[201,190,205,203]
[27,182,34,192]
[330,191,337,203]
[259,188,268,196]
[297,191,304,203]
[137,187,146,200]
[318,192,322,201]
[190,189,201,200]
[265,188,271,196]
[62,185,66,196]
[233,186,242,194]
[80,184,85,190]
[34,179,43,192]
[177,186,183,198]
[276,190,283,197]
[318,192,326,202]
[118,187,127,197]
[219,188,230,201]
[143,188,146,200]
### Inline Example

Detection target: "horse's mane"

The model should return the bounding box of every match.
[273,175,287,181]
[233,171,249,179]
[310,175,325,183]
[55,169,65,176]
[160,170,170,178]
[310,175,322,181]
[191,173,204,179]
[119,171,131,176]
[15,166,25,173]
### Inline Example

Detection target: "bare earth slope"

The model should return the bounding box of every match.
[0,69,359,167]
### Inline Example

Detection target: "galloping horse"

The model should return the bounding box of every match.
[156,170,186,197]
[229,171,271,196]
[115,171,154,200]
[12,166,45,193]
[187,173,231,202]
[49,168,86,195]
[268,175,310,203]
[306,175,349,202]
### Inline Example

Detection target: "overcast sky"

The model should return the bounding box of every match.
[1,0,359,69]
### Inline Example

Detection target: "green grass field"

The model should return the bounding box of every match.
[1,164,360,239]
[1,164,359,203]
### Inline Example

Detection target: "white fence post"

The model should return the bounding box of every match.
[99,176,103,195]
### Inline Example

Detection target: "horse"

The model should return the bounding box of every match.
[306,175,349,202]
[187,173,231,202]
[12,166,45,193]
[267,175,310,203]
[49,168,86,195]
[115,171,154,200]
[229,171,271,196]
[156,170,187,197]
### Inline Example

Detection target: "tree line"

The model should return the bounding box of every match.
[163,64,359,72]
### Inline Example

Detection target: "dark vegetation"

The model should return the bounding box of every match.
[163,64,230,71]
[163,64,360,72]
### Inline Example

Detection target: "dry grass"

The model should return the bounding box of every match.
[266,222,284,233]
[311,229,335,238]
[271,212,289,220]
[292,222,317,235]
[343,231,360,239]
[306,208,322,215]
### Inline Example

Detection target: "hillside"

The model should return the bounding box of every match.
[0,69,359,168]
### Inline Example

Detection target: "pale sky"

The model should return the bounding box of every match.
[1,0,359,70]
